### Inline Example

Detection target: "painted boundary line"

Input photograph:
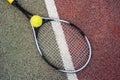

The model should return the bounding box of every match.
[44,0,78,80]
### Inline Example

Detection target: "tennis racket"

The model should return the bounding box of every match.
[8,0,92,73]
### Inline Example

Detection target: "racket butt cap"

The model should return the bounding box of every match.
[7,0,14,4]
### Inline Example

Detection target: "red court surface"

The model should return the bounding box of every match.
[54,0,120,80]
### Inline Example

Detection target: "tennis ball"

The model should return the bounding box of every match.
[30,15,43,28]
[7,0,14,4]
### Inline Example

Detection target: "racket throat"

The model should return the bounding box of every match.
[34,27,41,38]
[12,0,33,19]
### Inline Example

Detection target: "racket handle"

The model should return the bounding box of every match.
[7,0,33,19]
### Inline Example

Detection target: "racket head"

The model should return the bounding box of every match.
[32,18,92,73]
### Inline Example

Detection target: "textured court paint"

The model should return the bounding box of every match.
[54,0,120,80]
[44,0,78,80]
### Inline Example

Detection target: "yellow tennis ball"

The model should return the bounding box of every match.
[30,15,43,28]
[7,0,14,4]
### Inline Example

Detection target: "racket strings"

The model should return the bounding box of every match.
[38,23,54,40]
[39,38,64,69]
[70,39,89,69]
[61,23,90,70]
[72,45,89,69]
[38,22,65,69]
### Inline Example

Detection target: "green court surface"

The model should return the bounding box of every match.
[0,0,68,80]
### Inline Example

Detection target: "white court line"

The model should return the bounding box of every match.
[44,0,78,80]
